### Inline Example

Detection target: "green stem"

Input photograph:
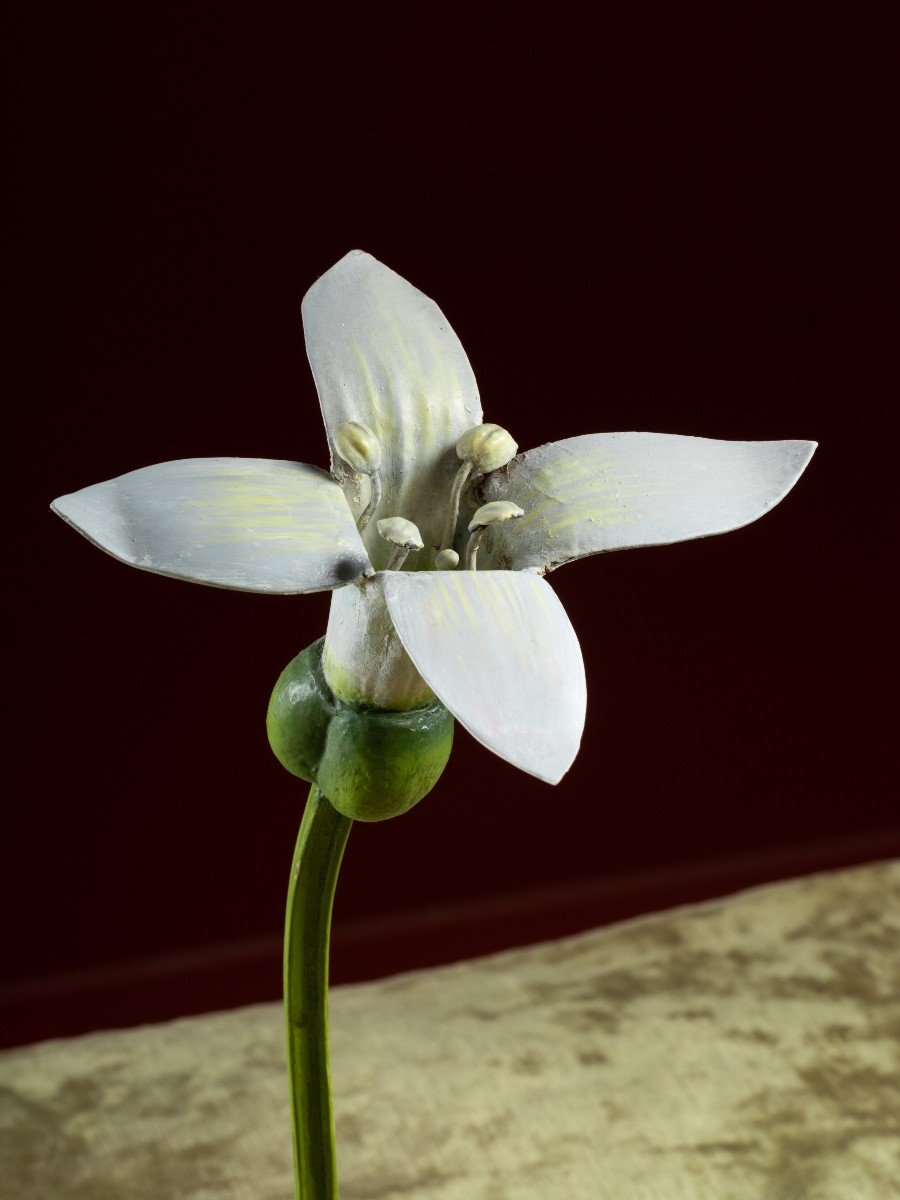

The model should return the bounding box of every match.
[284,785,353,1199]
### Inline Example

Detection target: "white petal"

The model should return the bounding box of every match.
[52,458,372,593]
[482,433,817,571]
[302,251,483,566]
[383,571,586,784]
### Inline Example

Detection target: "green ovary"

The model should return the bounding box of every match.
[266,638,454,822]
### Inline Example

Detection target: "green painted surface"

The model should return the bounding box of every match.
[283,786,351,1200]
[267,638,454,822]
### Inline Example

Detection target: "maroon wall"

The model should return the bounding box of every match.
[5,5,897,1045]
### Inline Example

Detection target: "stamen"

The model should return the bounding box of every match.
[439,423,518,555]
[333,420,383,533]
[465,526,486,571]
[439,460,473,552]
[386,543,412,571]
[334,421,382,475]
[357,471,382,533]
[377,517,424,572]
[456,424,518,474]
[465,500,524,571]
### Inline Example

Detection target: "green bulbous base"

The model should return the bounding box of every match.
[266,638,454,822]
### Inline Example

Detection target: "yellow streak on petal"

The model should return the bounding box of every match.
[544,503,635,534]
[350,338,394,454]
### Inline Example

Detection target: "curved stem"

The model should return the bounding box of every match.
[465,526,485,570]
[284,786,353,1199]
[385,544,411,571]
[356,471,382,533]
[439,460,473,552]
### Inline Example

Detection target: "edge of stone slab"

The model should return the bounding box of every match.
[2,856,897,1063]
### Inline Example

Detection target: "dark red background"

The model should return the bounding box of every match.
[5,5,897,1046]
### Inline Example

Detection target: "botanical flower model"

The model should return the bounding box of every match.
[52,251,816,1200]
[52,249,816,798]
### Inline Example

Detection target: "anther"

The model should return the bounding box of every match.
[334,420,383,532]
[377,517,424,572]
[456,424,518,474]
[465,501,524,570]
[439,423,518,554]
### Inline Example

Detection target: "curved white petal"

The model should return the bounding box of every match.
[52,458,372,593]
[302,251,483,567]
[482,433,817,571]
[383,571,586,784]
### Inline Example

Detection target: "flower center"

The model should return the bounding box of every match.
[337,419,524,573]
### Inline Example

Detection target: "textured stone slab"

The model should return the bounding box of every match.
[2,862,899,1199]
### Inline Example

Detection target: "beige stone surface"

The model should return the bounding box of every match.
[2,862,899,1199]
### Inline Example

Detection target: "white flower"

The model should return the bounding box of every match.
[52,251,816,785]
